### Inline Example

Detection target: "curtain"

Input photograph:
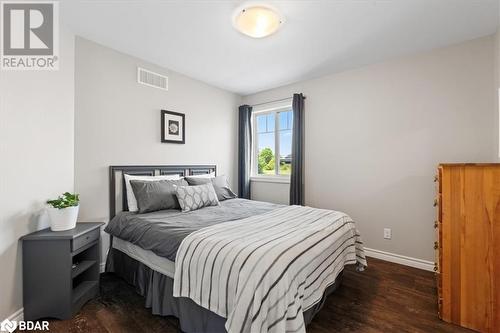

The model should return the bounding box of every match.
[238,105,252,199]
[290,93,305,205]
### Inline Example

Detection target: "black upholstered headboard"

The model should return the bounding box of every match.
[109,165,216,219]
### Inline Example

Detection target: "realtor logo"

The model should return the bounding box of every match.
[0,319,17,333]
[1,1,59,70]
[0,319,49,332]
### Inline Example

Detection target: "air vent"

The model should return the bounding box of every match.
[137,67,168,91]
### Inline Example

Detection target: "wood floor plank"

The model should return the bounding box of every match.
[19,257,474,333]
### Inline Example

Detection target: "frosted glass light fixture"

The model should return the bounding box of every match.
[232,4,283,38]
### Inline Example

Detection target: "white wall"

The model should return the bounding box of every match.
[243,36,497,262]
[251,181,289,205]
[0,28,75,320]
[74,37,241,257]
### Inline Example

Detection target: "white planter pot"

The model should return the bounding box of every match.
[47,205,79,231]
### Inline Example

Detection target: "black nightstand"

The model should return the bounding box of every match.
[21,222,104,320]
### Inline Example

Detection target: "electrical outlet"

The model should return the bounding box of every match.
[384,228,392,240]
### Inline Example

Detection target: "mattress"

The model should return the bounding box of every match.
[112,237,175,278]
[105,198,281,261]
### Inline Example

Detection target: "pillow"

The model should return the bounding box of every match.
[184,172,215,179]
[185,175,237,201]
[124,174,180,212]
[175,183,220,212]
[130,179,188,213]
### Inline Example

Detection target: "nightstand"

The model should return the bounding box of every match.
[21,222,105,320]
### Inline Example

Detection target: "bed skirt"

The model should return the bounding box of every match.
[106,248,343,333]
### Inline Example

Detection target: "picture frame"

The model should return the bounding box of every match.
[161,110,185,144]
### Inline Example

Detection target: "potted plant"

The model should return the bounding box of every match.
[46,192,80,231]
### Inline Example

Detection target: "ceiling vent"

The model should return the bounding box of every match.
[137,67,168,91]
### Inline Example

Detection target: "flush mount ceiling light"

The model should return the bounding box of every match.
[232,4,284,38]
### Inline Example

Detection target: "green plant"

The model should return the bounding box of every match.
[264,156,275,171]
[47,192,80,209]
[258,147,274,173]
[280,162,291,175]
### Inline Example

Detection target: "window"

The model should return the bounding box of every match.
[252,104,293,178]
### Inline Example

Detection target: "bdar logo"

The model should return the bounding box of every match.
[0,319,17,333]
[1,1,59,70]
[0,319,49,332]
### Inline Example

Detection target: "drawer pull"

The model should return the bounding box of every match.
[434,241,438,250]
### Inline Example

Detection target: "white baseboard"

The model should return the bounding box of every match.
[4,307,24,323]
[364,247,434,272]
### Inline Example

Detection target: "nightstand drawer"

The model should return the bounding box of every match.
[72,229,99,251]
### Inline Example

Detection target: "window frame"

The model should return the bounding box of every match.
[251,101,293,181]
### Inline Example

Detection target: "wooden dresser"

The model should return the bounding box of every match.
[435,164,500,332]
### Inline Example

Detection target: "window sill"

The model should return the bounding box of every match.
[250,176,291,184]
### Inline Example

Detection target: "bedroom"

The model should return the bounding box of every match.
[0,0,499,332]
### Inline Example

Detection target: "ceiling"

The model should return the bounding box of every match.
[62,0,499,95]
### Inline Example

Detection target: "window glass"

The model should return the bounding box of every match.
[279,111,292,131]
[257,115,267,133]
[266,113,275,131]
[257,132,275,175]
[278,111,293,175]
[253,108,293,177]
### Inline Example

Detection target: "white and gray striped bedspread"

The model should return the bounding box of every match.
[173,205,367,333]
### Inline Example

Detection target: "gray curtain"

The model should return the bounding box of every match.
[238,105,252,199]
[290,93,305,205]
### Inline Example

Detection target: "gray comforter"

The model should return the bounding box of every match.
[105,198,281,261]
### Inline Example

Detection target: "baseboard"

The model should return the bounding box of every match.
[364,247,434,272]
[3,307,24,323]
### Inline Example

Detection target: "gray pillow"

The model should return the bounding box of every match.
[185,175,237,201]
[175,183,220,212]
[130,179,188,213]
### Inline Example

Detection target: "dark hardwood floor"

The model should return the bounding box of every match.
[33,258,473,333]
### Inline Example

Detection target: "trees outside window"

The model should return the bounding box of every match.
[254,109,293,177]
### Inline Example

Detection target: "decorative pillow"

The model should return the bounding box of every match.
[130,179,188,213]
[175,183,220,212]
[185,175,237,201]
[124,174,180,212]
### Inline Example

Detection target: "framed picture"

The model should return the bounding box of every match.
[161,110,185,144]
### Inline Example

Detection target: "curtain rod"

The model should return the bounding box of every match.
[250,95,306,108]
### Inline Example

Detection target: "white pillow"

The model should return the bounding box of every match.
[124,174,180,212]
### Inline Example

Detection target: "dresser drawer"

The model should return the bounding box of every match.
[72,229,99,251]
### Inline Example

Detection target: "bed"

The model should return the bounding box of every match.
[105,165,366,333]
